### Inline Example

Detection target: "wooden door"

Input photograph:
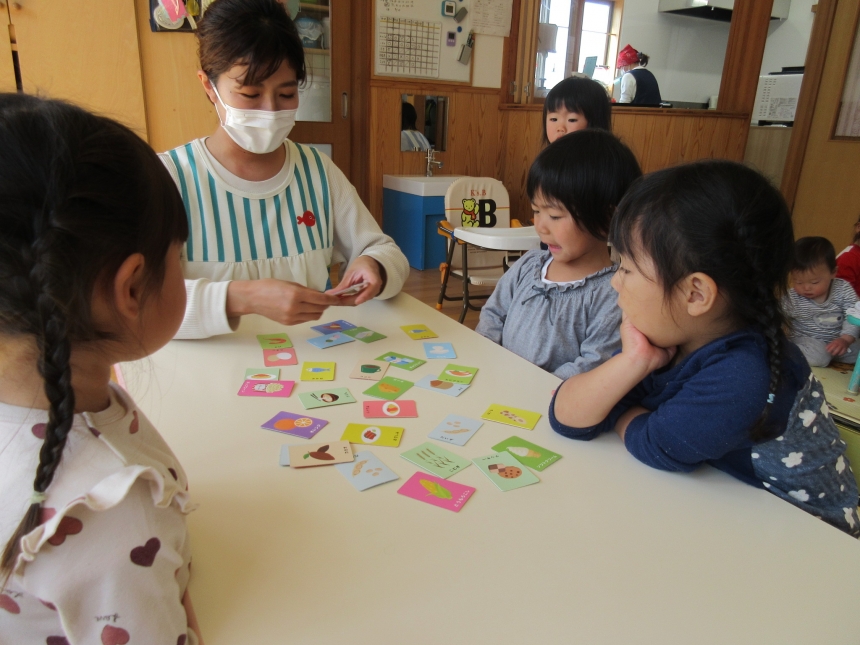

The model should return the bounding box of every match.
[792,1,860,247]
[9,0,147,137]
[290,0,352,175]
[0,2,16,92]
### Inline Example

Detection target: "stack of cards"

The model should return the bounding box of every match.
[481,404,541,430]
[415,363,478,398]
[491,436,561,471]
[258,334,298,366]
[307,332,354,349]
[238,368,295,398]
[262,412,328,439]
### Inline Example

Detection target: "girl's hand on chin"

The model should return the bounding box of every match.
[620,314,677,373]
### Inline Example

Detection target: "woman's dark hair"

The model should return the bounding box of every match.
[793,236,836,273]
[638,51,650,66]
[197,0,306,87]
[610,160,794,442]
[542,76,612,144]
[0,93,188,580]
[527,129,641,241]
[401,102,418,131]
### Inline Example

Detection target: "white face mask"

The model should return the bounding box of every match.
[212,84,297,154]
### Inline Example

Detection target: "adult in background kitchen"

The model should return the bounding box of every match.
[616,45,662,105]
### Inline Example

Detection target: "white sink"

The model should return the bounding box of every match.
[382,175,463,197]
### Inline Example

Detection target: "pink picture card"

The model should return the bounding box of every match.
[397,472,475,512]
[237,379,295,398]
[263,348,298,366]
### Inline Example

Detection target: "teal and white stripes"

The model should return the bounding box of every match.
[168,141,332,263]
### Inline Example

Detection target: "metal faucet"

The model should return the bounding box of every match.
[426,148,443,177]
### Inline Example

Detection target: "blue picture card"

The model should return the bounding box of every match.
[307,332,355,349]
[414,375,470,397]
[428,414,483,446]
[311,320,357,335]
[334,451,400,491]
[423,342,457,359]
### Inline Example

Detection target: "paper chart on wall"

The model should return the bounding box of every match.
[471,0,513,37]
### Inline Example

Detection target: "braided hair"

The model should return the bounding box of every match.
[609,160,794,442]
[0,93,188,580]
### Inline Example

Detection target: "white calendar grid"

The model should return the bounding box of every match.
[377,16,441,79]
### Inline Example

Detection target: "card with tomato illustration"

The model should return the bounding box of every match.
[340,423,403,447]
[349,360,389,381]
[363,400,418,418]
[298,388,356,409]
[301,362,336,381]
[257,333,293,349]
[261,411,328,439]
[343,327,387,343]
[375,352,425,371]
[414,375,469,397]
[245,367,280,381]
[287,440,354,468]
[238,380,295,398]
[428,414,482,446]
[311,320,357,334]
[400,442,470,479]
[363,376,414,401]
[481,404,541,430]
[397,472,475,512]
[334,451,399,491]
[437,364,478,385]
[491,436,561,472]
[400,324,438,340]
[307,332,355,350]
[472,452,540,491]
[263,348,298,366]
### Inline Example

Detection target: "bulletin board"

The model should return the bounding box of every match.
[374,0,473,83]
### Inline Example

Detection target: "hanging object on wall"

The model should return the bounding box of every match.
[150,0,203,32]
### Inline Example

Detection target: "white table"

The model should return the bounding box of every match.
[122,294,860,645]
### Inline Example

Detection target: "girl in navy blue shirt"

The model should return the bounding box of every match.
[550,160,860,536]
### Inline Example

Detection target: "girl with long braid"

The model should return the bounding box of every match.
[0,94,202,642]
[550,160,860,535]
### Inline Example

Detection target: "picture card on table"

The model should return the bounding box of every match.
[288,440,354,468]
[335,451,399,491]
[238,380,295,398]
[245,367,280,381]
[307,332,355,350]
[257,333,292,349]
[414,375,469,397]
[401,442,470,479]
[472,452,540,491]
[363,400,418,419]
[261,411,328,439]
[437,364,478,385]
[311,320,357,335]
[481,404,541,430]
[349,360,389,381]
[341,423,403,447]
[428,414,482,446]
[400,324,438,340]
[424,342,456,359]
[491,436,561,472]
[301,362,336,381]
[376,352,426,371]
[298,388,356,409]
[363,376,414,401]
[343,327,387,343]
[397,472,475,512]
[263,348,298,366]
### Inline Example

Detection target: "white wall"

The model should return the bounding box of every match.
[760,0,816,75]
[472,35,505,88]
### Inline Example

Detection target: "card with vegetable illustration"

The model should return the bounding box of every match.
[423,342,456,359]
[428,414,483,446]
[298,388,356,410]
[414,375,469,397]
[349,360,389,381]
[341,423,403,447]
[263,348,298,366]
[245,367,280,381]
[400,324,438,340]
[335,451,399,491]
[261,411,328,440]
[343,327,387,343]
[301,362,336,381]
[375,352,426,371]
[437,364,478,385]
[363,376,414,401]
[288,440,354,468]
[238,380,295,398]
[472,452,540,491]
[397,472,475,512]
[481,404,541,430]
[363,400,418,418]
[400,442,470,479]
[311,320,357,334]
[257,333,292,349]
[307,332,354,350]
[491,436,561,472]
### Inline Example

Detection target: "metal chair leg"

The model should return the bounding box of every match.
[437,235,457,310]
[459,241,470,324]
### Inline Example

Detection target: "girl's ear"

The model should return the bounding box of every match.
[111,253,147,324]
[682,272,719,318]
[198,71,216,105]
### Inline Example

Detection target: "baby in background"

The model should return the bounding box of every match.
[784,236,860,367]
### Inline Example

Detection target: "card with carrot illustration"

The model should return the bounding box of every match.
[334,451,399,491]
[397,472,475,512]
[400,442,470,478]
[257,333,292,349]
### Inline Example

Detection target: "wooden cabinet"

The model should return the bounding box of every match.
[5,0,147,137]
